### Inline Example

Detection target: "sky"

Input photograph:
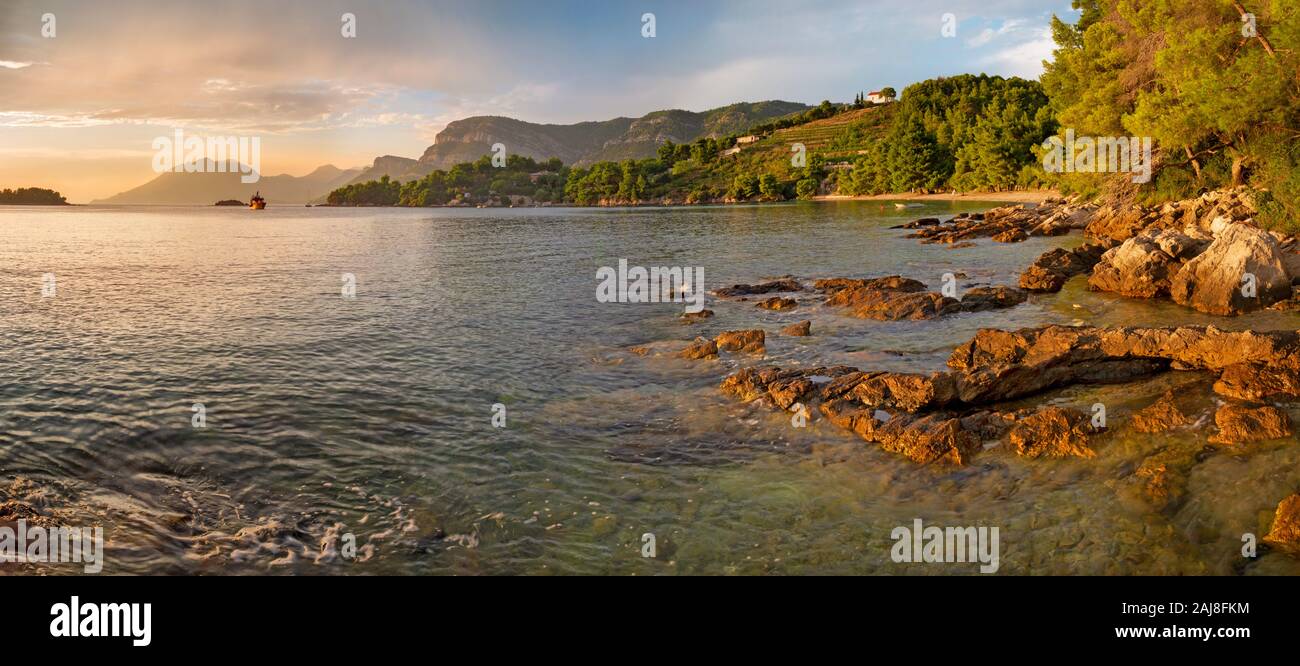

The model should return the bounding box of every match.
[0,0,1076,202]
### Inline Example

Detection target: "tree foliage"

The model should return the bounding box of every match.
[1041,0,1300,227]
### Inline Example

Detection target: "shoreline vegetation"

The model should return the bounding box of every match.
[0,187,69,205]
[323,2,1299,235]
[326,74,1064,210]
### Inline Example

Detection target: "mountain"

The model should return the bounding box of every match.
[95,163,363,204]
[344,100,810,186]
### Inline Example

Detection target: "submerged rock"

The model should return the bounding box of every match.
[959,286,1028,311]
[756,296,797,311]
[713,279,802,298]
[1208,403,1292,444]
[1263,494,1300,557]
[680,309,714,324]
[781,320,812,336]
[1129,390,1196,433]
[820,400,980,465]
[1132,447,1191,511]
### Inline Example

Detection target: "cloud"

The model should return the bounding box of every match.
[0,60,34,69]
[966,19,1029,47]
[978,26,1055,78]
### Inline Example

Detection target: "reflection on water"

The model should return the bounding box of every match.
[0,202,1296,575]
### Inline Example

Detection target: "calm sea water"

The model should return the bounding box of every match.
[2,202,1297,575]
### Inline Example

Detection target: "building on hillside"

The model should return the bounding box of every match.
[865,90,894,105]
[735,135,761,145]
[720,146,742,158]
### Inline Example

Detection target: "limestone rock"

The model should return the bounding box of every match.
[1008,406,1097,459]
[1129,390,1195,433]
[677,338,718,360]
[756,296,797,311]
[715,329,765,354]
[1208,403,1292,444]
[1169,223,1292,315]
[1213,363,1300,402]
[781,320,811,336]
[1263,494,1300,557]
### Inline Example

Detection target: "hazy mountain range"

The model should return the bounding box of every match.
[93,163,363,204]
[94,101,809,204]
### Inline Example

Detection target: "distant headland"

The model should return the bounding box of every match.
[0,187,70,205]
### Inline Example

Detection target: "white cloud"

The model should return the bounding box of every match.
[966,18,1030,47]
[0,60,34,69]
[978,26,1055,78]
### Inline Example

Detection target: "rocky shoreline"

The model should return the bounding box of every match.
[634,187,1300,557]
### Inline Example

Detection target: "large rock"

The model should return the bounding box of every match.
[1263,494,1300,557]
[1208,403,1292,444]
[1213,363,1300,402]
[816,276,926,293]
[1085,204,1156,242]
[947,325,1300,404]
[1088,229,1205,298]
[677,338,718,359]
[715,329,766,354]
[821,276,1025,320]
[719,365,858,404]
[1169,223,1293,314]
[714,325,1300,465]
[837,289,961,320]
[1007,406,1097,459]
[1019,243,1108,292]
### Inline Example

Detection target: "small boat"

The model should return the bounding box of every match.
[249,192,266,210]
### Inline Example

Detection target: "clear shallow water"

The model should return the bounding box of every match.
[1,202,1297,575]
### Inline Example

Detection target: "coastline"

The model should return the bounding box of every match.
[815,190,1059,203]
[307,190,1062,209]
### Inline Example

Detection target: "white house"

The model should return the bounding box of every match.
[865,90,894,105]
